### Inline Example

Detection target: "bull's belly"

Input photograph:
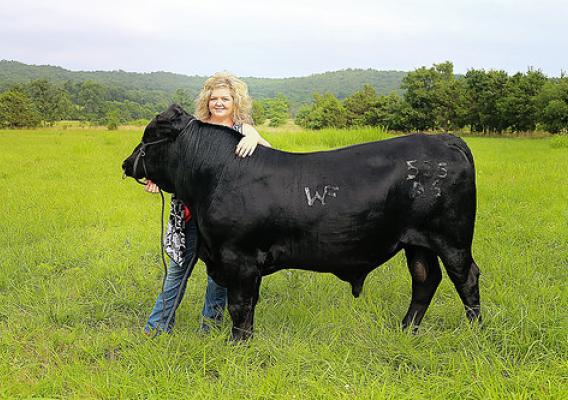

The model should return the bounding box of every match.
[259,234,401,276]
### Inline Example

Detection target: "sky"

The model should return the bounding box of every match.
[1,0,567,78]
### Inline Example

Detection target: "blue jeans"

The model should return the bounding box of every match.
[145,218,227,333]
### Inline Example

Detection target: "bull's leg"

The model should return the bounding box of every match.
[402,245,442,331]
[227,273,262,341]
[438,248,481,325]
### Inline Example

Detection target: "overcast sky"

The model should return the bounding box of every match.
[1,0,566,78]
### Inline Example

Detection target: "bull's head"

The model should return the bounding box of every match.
[122,104,194,193]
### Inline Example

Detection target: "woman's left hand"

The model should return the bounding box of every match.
[235,135,259,158]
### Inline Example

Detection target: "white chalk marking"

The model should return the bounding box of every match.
[405,160,449,198]
[305,185,340,206]
[406,160,418,180]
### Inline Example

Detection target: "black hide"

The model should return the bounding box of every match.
[123,104,482,340]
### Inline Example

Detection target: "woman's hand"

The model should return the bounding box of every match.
[144,180,160,193]
[235,135,258,157]
[235,124,270,157]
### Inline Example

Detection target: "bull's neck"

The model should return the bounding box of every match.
[175,123,240,207]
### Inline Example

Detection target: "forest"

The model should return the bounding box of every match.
[1,60,567,134]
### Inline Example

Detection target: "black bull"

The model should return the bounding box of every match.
[122,105,481,340]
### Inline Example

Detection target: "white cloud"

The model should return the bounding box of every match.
[1,0,566,77]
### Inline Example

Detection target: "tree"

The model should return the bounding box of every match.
[264,93,290,127]
[401,65,439,130]
[172,88,194,113]
[463,69,509,133]
[295,93,347,129]
[401,61,466,131]
[106,110,120,130]
[252,100,266,125]
[536,77,568,133]
[25,79,72,125]
[0,90,41,128]
[497,70,547,132]
[77,80,107,122]
[363,93,414,131]
[431,63,467,131]
[343,84,379,126]
[541,100,568,133]
[294,104,312,128]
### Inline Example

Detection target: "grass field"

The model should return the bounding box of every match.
[0,126,566,399]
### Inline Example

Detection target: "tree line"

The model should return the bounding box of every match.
[0,78,176,128]
[1,61,567,134]
[0,77,292,129]
[295,62,568,134]
[0,61,406,106]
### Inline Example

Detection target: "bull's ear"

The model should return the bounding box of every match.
[155,104,192,139]
[167,103,188,118]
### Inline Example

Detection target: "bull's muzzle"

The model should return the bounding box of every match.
[122,137,169,183]
[121,160,130,179]
[122,159,134,178]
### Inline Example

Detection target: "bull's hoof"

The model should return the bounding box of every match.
[467,313,483,329]
[401,321,420,335]
[465,306,481,323]
[230,327,253,343]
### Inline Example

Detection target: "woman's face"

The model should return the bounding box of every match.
[208,87,234,121]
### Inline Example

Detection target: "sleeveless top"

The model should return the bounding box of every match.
[164,123,243,264]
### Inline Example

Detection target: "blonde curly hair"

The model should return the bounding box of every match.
[194,72,253,124]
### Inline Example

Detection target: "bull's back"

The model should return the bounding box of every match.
[204,134,476,269]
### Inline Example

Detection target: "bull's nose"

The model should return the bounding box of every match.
[122,160,131,177]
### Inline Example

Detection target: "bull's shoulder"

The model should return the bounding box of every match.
[194,120,244,141]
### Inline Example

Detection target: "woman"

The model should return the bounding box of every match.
[144,72,271,334]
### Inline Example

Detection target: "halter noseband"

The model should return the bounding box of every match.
[128,117,196,186]
[131,137,170,185]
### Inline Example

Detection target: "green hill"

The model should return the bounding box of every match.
[0,60,405,104]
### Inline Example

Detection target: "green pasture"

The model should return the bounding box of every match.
[0,126,566,399]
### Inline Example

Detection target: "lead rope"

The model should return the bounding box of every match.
[157,189,169,334]
[162,120,201,330]
[129,139,175,335]
[152,188,200,335]
[163,216,199,331]
[129,122,199,335]
[149,188,199,335]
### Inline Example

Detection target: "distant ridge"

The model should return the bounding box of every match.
[0,60,406,104]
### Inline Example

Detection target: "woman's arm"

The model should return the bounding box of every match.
[235,123,272,158]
